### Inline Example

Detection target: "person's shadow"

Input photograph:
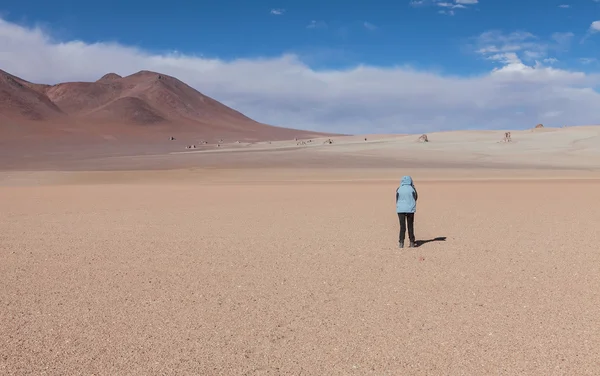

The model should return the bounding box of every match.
[415,237,447,247]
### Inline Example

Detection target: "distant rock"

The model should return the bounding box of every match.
[499,132,512,143]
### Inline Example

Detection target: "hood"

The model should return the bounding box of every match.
[400,176,413,186]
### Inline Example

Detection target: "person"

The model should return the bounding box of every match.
[395,176,418,248]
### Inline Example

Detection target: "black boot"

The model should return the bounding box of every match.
[409,241,416,248]
[399,241,404,249]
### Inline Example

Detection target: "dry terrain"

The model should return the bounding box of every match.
[2,126,600,375]
[3,124,600,172]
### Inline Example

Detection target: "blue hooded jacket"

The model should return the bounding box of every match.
[396,176,418,213]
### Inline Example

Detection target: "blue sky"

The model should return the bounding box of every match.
[2,0,600,133]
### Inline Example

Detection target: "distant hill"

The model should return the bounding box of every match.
[0,70,64,121]
[0,69,333,141]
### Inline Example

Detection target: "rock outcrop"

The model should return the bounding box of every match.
[500,132,512,143]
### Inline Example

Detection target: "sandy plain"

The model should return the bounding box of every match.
[2,126,600,375]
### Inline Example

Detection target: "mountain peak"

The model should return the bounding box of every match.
[127,70,169,80]
[97,73,122,82]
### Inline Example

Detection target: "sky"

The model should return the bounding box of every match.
[1,0,600,134]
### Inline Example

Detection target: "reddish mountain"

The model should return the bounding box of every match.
[0,69,64,121]
[0,69,331,140]
[44,70,263,127]
[96,73,122,82]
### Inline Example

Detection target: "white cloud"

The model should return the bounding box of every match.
[306,20,327,29]
[409,0,426,7]
[590,20,600,32]
[436,1,466,14]
[552,31,574,47]
[485,52,522,65]
[270,9,285,15]
[474,30,574,65]
[580,57,597,64]
[413,0,474,14]
[558,4,571,8]
[1,18,600,134]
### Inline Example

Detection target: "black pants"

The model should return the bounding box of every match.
[398,213,415,243]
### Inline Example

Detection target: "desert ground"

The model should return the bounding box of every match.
[2,126,600,375]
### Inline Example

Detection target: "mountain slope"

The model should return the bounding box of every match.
[85,96,167,125]
[0,69,64,121]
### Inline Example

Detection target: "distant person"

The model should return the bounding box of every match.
[396,176,418,248]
